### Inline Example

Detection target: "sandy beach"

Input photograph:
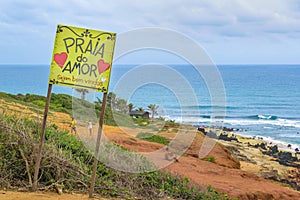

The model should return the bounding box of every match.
[216,133,300,188]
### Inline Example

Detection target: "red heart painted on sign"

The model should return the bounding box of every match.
[98,60,110,74]
[54,52,68,68]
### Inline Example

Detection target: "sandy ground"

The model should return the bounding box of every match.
[0,190,119,200]
[0,99,71,130]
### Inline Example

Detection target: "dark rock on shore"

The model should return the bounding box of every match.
[222,127,234,132]
[261,170,280,181]
[262,145,300,168]
[225,145,256,164]
[278,151,298,162]
[197,127,206,133]
[254,142,267,150]
[218,134,239,142]
[261,169,300,191]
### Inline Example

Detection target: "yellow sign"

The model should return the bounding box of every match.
[49,24,116,92]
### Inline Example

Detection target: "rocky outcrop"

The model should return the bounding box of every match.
[254,142,267,150]
[262,145,299,168]
[218,134,239,142]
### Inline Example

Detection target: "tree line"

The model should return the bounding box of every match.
[93,92,159,119]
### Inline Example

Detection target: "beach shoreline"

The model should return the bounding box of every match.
[194,126,300,191]
[194,124,300,154]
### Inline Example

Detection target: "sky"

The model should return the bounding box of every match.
[0,0,300,65]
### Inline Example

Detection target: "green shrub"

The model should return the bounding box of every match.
[32,100,46,107]
[136,132,169,145]
[203,156,216,163]
[135,117,150,126]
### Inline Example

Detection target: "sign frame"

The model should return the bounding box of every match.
[32,25,116,196]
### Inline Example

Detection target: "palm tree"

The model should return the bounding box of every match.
[128,103,134,113]
[148,104,159,120]
[116,98,128,113]
[107,92,117,109]
[138,107,144,112]
[95,97,102,105]
[94,97,102,110]
[75,88,89,100]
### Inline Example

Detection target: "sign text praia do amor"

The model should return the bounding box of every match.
[49,25,116,92]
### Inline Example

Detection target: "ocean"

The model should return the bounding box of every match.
[0,64,300,149]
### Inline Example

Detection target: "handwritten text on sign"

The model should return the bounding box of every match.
[49,25,116,92]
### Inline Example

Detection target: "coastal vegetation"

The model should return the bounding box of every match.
[203,156,216,163]
[136,132,170,145]
[0,91,235,199]
[0,92,179,130]
[75,88,89,100]
[148,104,159,120]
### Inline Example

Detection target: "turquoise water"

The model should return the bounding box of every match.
[1,64,300,148]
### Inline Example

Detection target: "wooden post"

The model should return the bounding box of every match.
[32,84,53,191]
[89,92,108,198]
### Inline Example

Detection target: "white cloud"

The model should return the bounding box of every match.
[0,0,299,64]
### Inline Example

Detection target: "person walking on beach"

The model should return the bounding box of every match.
[88,120,93,136]
[70,117,77,135]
